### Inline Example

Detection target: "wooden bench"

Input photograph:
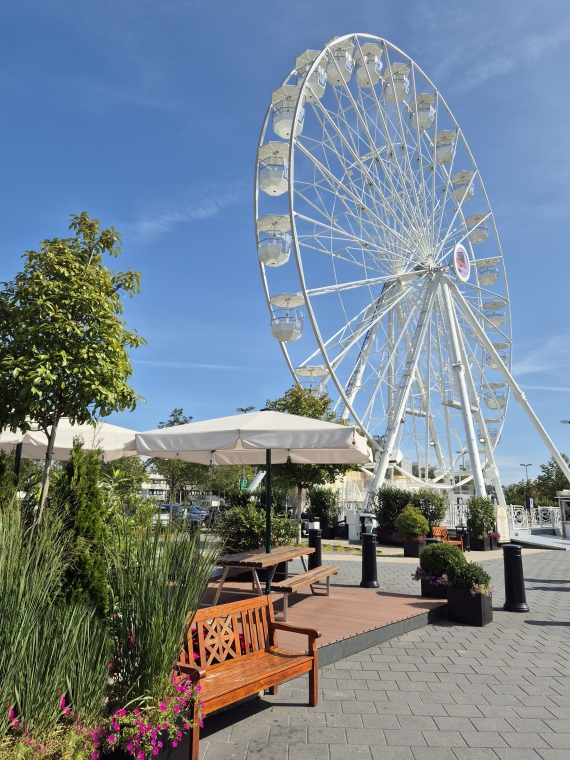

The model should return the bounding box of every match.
[271,565,339,620]
[178,595,321,760]
[432,526,463,550]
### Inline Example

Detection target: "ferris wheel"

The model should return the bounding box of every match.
[253,33,537,500]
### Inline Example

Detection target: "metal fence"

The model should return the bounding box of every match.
[445,503,562,533]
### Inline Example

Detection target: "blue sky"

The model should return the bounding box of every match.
[1,0,570,485]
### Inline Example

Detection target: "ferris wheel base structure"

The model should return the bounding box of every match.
[253,33,569,505]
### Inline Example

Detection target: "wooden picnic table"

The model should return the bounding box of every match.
[213,545,315,604]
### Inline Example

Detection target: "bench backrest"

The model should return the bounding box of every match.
[431,526,449,542]
[180,596,276,670]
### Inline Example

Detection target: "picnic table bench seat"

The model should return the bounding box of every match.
[178,595,321,760]
[271,565,340,619]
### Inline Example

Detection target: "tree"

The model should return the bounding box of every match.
[534,455,570,505]
[503,479,538,506]
[147,408,209,503]
[264,385,357,522]
[54,438,108,615]
[307,486,341,526]
[0,212,145,518]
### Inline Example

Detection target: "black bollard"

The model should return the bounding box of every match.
[503,544,530,612]
[308,528,322,571]
[360,532,379,588]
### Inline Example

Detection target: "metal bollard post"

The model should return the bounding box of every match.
[503,544,530,612]
[308,528,322,570]
[360,532,379,588]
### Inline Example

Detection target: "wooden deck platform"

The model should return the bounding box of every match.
[201,581,447,667]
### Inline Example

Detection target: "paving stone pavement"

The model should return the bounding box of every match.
[200,549,570,760]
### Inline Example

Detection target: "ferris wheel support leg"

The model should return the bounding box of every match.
[370,279,439,492]
[448,280,570,485]
[440,279,487,497]
[450,299,506,505]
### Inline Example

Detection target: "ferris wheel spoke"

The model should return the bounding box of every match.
[294,211,416,264]
[303,102,422,245]
[294,139,421,258]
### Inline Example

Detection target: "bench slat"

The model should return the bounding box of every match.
[272,566,339,594]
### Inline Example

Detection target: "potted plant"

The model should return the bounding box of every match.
[370,486,447,545]
[307,486,341,540]
[466,496,498,551]
[394,505,429,557]
[447,562,494,626]
[412,542,467,598]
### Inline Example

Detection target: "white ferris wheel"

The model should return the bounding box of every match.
[254,33,570,501]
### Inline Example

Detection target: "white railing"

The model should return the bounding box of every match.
[444,503,562,532]
[507,505,562,532]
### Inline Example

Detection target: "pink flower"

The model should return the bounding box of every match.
[134,709,140,715]
[152,750,159,756]
[108,734,115,743]
[173,705,180,712]
[172,741,178,747]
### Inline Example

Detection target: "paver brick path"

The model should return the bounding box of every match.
[200,550,570,759]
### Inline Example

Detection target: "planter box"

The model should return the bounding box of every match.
[420,579,448,599]
[469,536,499,552]
[375,527,401,547]
[447,586,493,627]
[105,730,189,759]
[321,525,336,540]
[403,540,426,558]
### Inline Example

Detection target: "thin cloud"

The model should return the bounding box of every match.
[521,385,570,393]
[512,335,570,377]
[133,359,276,372]
[126,183,247,243]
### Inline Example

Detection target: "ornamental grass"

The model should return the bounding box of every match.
[0,503,220,760]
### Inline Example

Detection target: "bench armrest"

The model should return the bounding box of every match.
[175,662,207,682]
[269,621,322,651]
[270,621,322,638]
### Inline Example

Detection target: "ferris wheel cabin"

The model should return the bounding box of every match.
[435,130,456,164]
[272,85,305,140]
[383,63,410,103]
[410,93,436,130]
[269,293,305,342]
[466,214,489,244]
[354,43,383,88]
[326,38,354,86]
[256,215,291,267]
[451,171,475,204]
[296,50,327,102]
[476,257,500,286]
[258,142,289,196]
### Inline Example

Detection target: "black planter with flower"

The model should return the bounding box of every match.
[412,541,468,598]
[447,563,494,627]
[403,539,426,558]
[420,577,448,599]
[395,505,429,558]
[469,535,499,552]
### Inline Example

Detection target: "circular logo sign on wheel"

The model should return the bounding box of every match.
[453,243,470,282]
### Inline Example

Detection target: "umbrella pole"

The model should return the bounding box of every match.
[265,448,272,594]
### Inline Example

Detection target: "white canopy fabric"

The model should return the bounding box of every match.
[132,410,371,465]
[0,419,138,462]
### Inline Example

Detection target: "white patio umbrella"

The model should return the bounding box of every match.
[0,419,138,462]
[133,409,371,590]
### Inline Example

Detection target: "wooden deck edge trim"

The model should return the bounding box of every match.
[201,603,448,721]
[317,603,448,669]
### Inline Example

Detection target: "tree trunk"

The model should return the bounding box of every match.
[293,486,305,545]
[38,417,59,522]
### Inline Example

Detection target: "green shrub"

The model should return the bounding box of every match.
[371,486,448,528]
[448,562,492,590]
[466,496,496,538]
[307,486,341,525]
[394,505,429,540]
[215,503,298,553]
[419,542,467,578]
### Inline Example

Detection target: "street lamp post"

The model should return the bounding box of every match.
[236,407,255,484]
[520,463,532,483]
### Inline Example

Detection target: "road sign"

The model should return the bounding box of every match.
[239,478,249,491]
